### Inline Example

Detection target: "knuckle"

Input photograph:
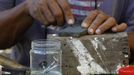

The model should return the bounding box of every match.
[93,10,99,13]
[54,11,62,18]
[90,11,98,16]
[87,11,98,20]
[109,17,116,23]
[49,17,55,23]
[63,4,70,12]
[97,14,105,18]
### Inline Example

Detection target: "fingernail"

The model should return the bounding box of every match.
[82,23,88,28]
[112,27,117,32]
[88,29,94,34]
[68,19,74,24]
[96,29,101,34]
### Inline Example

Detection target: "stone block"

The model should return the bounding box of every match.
[48,32,130,75]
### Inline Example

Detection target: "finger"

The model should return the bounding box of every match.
[97,10,110,19]
[81,10,98,28]
[47,0,64,25]
[95,17,116,34]
[57,0,75,25]
[98,10,105,14]
[32,1,49,25]
[88,13,108,34]
[112,23,128,32]
[40,0,55,24]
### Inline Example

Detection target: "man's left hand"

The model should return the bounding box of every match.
[81,10,127,34]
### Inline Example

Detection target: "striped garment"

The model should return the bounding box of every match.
[68,0,96,17]
[68,0,103,17]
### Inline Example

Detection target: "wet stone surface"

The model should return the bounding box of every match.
[49,32,130,75]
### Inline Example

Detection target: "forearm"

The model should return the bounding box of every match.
[0,1,33,49]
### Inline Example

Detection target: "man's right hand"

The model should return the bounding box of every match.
[26,0,75,26]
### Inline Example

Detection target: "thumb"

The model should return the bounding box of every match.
[112,23,127,32]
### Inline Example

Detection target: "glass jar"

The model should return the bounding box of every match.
[30,39,62,75]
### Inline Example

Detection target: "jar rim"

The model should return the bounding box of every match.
[31,39,61,50]
[32,39,60,43]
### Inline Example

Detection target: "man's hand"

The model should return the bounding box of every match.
[26,0,74,26]
[81,10,127,34]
